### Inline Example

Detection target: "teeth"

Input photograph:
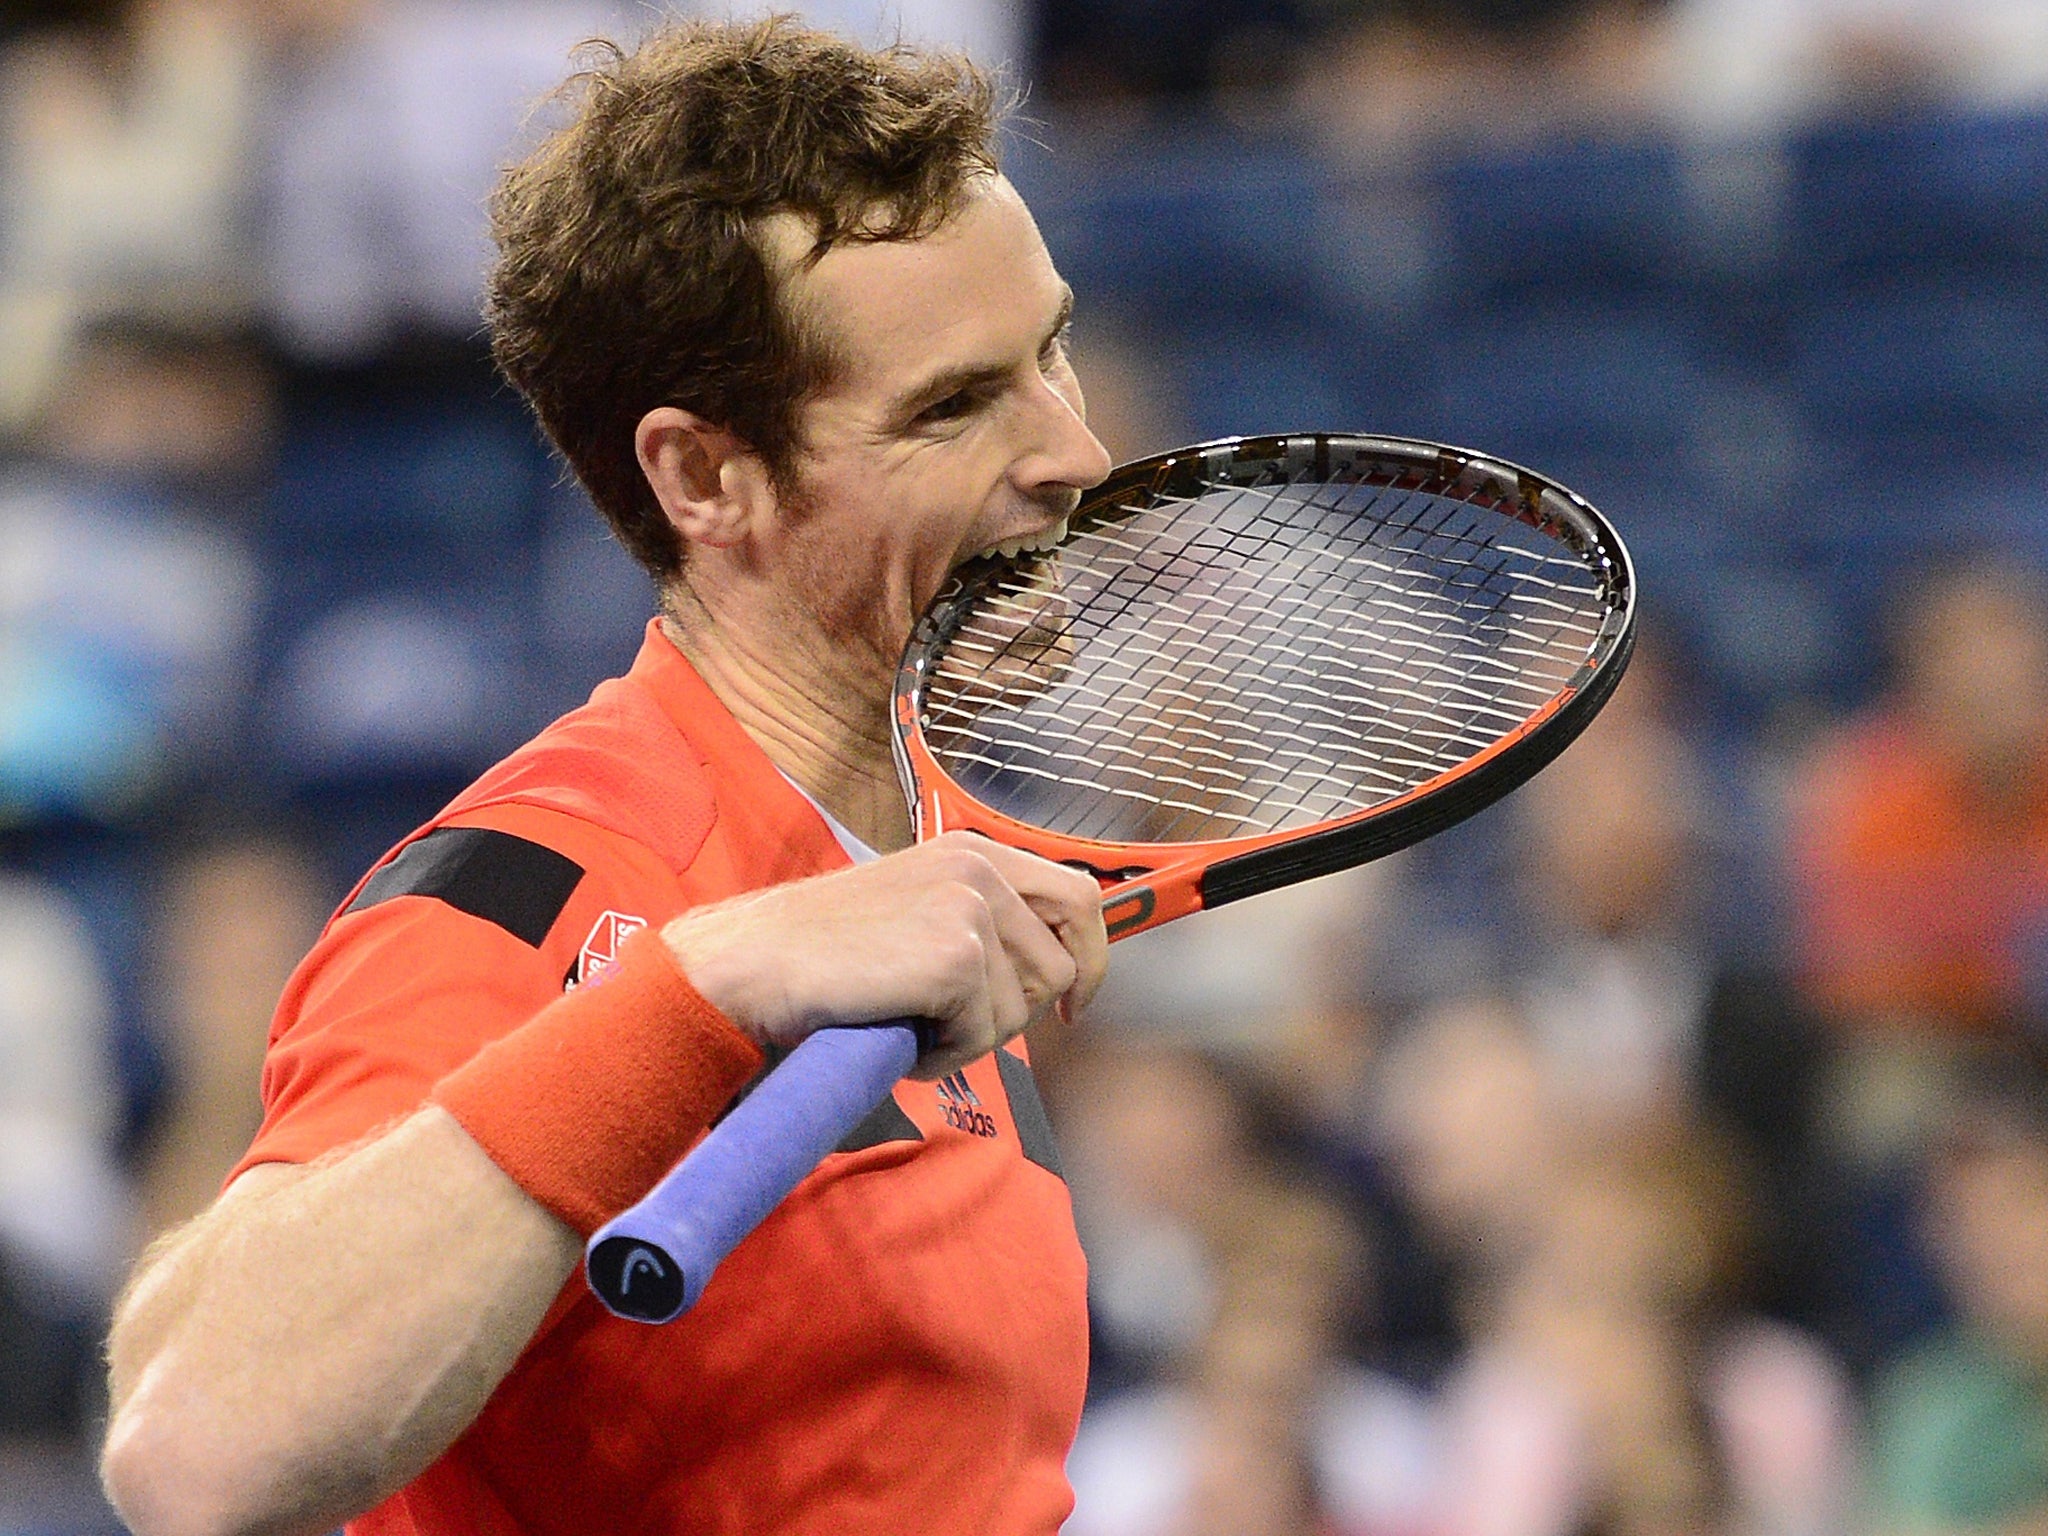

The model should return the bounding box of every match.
[988,518,1069,561]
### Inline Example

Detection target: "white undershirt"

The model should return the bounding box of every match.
[777,770,880,866]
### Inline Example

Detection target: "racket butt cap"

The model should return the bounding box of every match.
[586,1233,692,1323]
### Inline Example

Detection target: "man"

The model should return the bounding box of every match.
[100,19,1113,1535]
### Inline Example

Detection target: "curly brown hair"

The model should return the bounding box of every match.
[487,17,1004,577]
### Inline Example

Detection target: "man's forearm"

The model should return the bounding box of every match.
[102,1105,581,1536]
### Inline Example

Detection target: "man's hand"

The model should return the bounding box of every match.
[660,832,1108,1079]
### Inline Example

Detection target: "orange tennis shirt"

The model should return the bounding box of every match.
[231,621,1090,1534]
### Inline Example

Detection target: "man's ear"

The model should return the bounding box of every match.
[636,407,775,550]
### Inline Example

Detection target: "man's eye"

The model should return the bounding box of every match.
[1040,325,1073,370]
[919,391,974,424]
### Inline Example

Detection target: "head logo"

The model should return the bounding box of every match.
[567,910,647,990]
[587,1234,688,1322]
[619,1246,667,1292]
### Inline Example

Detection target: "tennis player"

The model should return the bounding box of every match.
[101,18,1112,1535]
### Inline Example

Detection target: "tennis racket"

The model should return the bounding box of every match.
[586,431,1635,1322]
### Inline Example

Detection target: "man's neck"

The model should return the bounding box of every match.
[658,594,913,853]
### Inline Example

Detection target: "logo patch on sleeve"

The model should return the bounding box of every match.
[565,910,647,991]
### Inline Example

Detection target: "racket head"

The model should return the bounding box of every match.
[893,432,1636,938]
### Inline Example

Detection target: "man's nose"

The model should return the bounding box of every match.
[1017,373,1114,498]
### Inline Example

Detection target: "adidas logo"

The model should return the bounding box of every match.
[935,1072,998,1138]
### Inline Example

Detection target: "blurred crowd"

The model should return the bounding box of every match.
[1058,589,2048,1536]
[4,1,2048,1533]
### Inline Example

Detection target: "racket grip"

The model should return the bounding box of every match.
[584,1021,920,1323]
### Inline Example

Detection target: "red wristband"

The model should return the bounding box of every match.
[430,926,765,1234]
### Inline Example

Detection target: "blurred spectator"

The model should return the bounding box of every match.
[1659,0,2048,135]
[1060,1041,1255,1386]
[1432,1118,1735,1536]
[0,315,266,823]
[1356,658,1844,1349]
[1173,1276,1337,1536]
[1432,1113,1856,1536]
[1291,0,1671,157]
[1509,661,1715,1122]
[0,0,262,431]
[1787,558,2048,1053]
[1507,659,1848,1342]
[0,870,132,1437]
[29,310,275,489]
[259,0,1024,364]
[1866,1055,2048,1535]
[1706,1316,1865,1536]
[1770,560,2048,1380]
[1361,993,1567,1382]
[133,821,330,1236]
[1060,1039,1373,1535]
[1285,989,1862,1536]
[259,0,636,361]
[1377,992,1556,1259]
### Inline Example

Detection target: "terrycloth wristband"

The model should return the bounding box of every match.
[430,925,765,1235]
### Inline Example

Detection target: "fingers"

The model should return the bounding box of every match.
[946,842,1078,1015]
[899,837,1080,1078]
[659,832,1109,1077]
[951,835,1108,1014]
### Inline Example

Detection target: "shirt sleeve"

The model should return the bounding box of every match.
[229,807,676,1183]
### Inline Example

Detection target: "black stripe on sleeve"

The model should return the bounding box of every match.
[343,827,586,948]
[995,1048,1064,1180]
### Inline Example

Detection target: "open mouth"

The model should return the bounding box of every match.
[978,516,1069,562]
[953,544,1074,698]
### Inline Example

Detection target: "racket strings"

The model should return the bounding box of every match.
[930,500,1593,837]
[936,521,1591,813]
[1142,481,1558,831]
[920,463,1617,843]
[1104,479,1602,703]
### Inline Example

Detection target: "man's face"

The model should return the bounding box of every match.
[759,174,1112,676]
